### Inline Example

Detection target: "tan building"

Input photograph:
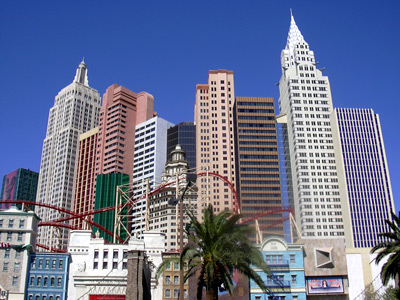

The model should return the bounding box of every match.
[234,97,284,241]
[194,70,237,216]
[161,252,189,299]
[72,127,98,229]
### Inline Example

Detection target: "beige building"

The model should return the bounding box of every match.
[0,206,39,300]
[194,70,237,216]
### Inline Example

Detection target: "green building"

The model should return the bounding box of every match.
[93,173,129,242]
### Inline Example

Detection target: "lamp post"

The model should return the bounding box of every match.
[168,173,196,300]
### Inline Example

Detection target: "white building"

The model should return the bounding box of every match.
[277,13,352,243]
[67,230,165,300]
[36,61,101,250]
[131,116,174,238]
[333,108,395,248]
[0,207,39,300]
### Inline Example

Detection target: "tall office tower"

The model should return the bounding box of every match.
[95,84,154,178]
[131,116,174,237]
[277,14,352,242]
[72,127,98,229]
[149,145,197,251]
[234,97,284,241]
[36,61,101,249]
[93,173,130,242]
[1,168,39,209]
[333,108,395,248]
[194,70,237,216]
[167,122,196,170]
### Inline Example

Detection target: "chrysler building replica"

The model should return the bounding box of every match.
[277,13,352,243]
[36,61,101,250]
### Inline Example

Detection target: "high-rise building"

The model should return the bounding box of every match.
[149,145,198,251]
[131,116,174,237]
[1,168,39,210]
[333,108,395,248]
[234,97,284,241]
[277,14,352,242]
[93,173,130,242]
[72,127,98,229]
[194,70,237,216]
[167,122,196,170]
[36,61,101,250]
[95,84,154,178]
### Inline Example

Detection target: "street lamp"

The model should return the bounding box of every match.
[168,172,197,300]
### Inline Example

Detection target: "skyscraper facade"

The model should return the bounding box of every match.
[1,168,39,209]
[234,97,284,240]
[277,14,352,242]
[36,61,101,249]
[166,122,196,170]
[194,70,237,216]
[72,127,98,229]
[95,84,154,178]
[333,108,395,248]
[131,116,174,237]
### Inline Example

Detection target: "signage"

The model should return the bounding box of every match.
[307,277,344,294]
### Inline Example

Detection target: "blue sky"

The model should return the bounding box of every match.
[1,1,399,212]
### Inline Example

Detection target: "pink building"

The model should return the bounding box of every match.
[95,84,154,178]
[194,70,237,216]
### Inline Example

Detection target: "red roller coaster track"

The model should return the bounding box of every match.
[0,171,291,252]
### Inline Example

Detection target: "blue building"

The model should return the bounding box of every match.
[250,237,306,300]
[25,253,70,300]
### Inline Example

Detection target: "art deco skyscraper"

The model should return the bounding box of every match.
[194,70,237,216]
[277,14,352,242]
[36,61,101,249]
[333,108,395,248]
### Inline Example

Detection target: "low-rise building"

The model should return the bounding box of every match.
[25,253,70,300]
[251,236,306,300]
[0,206,39,300]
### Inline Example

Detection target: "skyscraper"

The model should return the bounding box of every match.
[36,61,101,250]
[277,14,352,242]
[95,84,154,178]
[194,70,237,216]
[1,168,39,210]
[72,127,98,229]
[333,108,395,248]
[167,122,196,170]
[234,97,284,241]
[131,116,174,237]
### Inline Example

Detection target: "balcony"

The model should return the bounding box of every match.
[266,260,289,268]
[265,279,291,288]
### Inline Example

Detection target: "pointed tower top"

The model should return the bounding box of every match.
[73,59,89,86]
[285,10,305,52]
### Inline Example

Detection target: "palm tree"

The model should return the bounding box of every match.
[157,204,270,300]
[371,212,400,286]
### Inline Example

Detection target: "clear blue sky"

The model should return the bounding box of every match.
[1,1,399,212]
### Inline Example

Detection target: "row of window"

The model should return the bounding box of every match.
[0,219,25,228]
[31,258,64,270]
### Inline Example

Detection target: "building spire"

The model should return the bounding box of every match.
[285,10,304,52]
[73,59,89,86]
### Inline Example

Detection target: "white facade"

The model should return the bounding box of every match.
[67,230,165,300]
[0,207,39,300]
[36,61,101,250]
[277,14,352,242]
[333,108,395,248]
[131,116,174,238]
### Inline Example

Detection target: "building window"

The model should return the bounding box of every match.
[6,232,12,241]
[122,262,127,270]
[59,260,63,269]
[290,254,295,264]
[8,219,14,228]
[174,262,179,270]
[165,289,171,298]
[44,276,48,286]
[17,232,23,241]
[174,289,179,298]
[15,251,21,259]
[57,277,62,287]
[0,219,3,227]
[4,249,10,258]
[30,276,34,286]
[113,261,118,269]
[51,277,55,287]
[37,276,41,285]
[113,250,118,259]
[14,262,20,272]
[165,276,171,284]
[3,262,8,272]
[52,260,56,269]
[174,276,179,284]
[19,220,25,228]
[94,250,99,259]
[104,250,108,259]
[38,259,43,268]
[12,276,18,286]
[45,260,50,269]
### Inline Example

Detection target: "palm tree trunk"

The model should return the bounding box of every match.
[206,288,218,300]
